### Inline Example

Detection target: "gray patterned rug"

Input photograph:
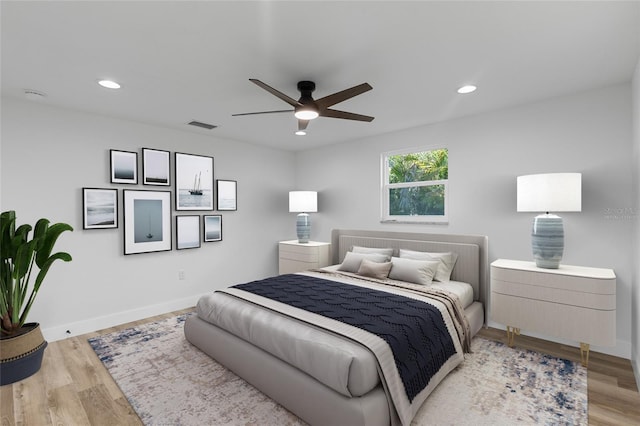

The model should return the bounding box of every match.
[88,313,587,425]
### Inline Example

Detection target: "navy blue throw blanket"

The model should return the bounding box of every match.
[233,274,457,402]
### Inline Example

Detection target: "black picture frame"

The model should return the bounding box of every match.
[176,215,201,250]
[142,148,170,186]
[110,149,138,184]
[203,215,222,242]
[175,152,214,211]
[82,188,118,229]
[216,180,237,211]
[123,190,172,255]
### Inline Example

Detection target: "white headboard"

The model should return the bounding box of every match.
[331,229,489,304]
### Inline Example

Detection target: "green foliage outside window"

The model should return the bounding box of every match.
[387,149,448,217]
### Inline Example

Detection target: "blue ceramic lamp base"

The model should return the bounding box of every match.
[296,213,311,243]
[531,213,564,269]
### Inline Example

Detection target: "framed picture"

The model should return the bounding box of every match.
[83,188,118,229]
[142,148,170,186]
[216,180,237,211]
[110,149,138,184]
[175,152,214,211]
[176,215,201,250]
[123,190,172,255]
[203,215,222,242]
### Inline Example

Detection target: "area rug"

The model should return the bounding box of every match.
[88,314,587,425]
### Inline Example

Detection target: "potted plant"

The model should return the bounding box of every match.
[0,210,72,385]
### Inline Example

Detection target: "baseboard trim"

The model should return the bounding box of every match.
[42,294,203,342]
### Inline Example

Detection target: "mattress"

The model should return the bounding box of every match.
[195,269,479,400]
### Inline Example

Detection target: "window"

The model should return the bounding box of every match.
[381,147,448,223]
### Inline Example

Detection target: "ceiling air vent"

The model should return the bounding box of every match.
[187,120,217,130]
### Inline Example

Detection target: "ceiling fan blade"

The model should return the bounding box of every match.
[315,83,373,109]
[249,79,302,107]
[232,109,292,117]
[320,108,375,122]
[298,119,309,131]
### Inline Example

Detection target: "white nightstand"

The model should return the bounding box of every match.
[278,240,331,274]
[491,259,616,367]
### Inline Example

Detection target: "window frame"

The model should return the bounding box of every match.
[380,146,449,224]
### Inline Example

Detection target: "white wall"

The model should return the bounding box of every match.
[632,57,640,385]
[296,84,634,359]
[0,98,295,340]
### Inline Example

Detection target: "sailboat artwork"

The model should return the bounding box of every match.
[176,152,214,210]
[189,172,203,196]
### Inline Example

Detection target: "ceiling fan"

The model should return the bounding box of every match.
[232,79,374,133]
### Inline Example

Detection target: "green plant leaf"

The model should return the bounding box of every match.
[35,222,73,268]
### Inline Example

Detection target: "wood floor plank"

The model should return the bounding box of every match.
[11,370,52,426]
[0,383,15,425]
[79,383,139,426]
[47,383,92,425]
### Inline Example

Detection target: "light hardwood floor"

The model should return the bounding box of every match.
[2,309,639,425]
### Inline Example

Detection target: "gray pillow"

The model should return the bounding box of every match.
[351,246,395,257]
[338,252,390,273]
[398,249,458,282]
[357,259,393,279]
[388,257,440,285]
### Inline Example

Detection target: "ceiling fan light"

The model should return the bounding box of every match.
[294,109,319,120]
[295,130,306,136]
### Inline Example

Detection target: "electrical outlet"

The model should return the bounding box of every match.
[178,270,185,280]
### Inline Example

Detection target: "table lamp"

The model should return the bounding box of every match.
[289,191,317,243]
[517,173,582,269]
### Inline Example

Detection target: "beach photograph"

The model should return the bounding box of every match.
[83,188,117,229]
[110,149,137,184]
[204,215,222,242]
[175,152,214,210]
[143,148,170,185]
[217,180,237,211]
[176,215,201,249]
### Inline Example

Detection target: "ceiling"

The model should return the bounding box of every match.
[2,1,639,152]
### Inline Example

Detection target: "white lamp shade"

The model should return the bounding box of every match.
[289,191,318,213]
[517,173,582,212]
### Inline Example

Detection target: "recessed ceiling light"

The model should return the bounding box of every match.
[98,80,121,89]
[457,85,477,94]
[295,130,307,136]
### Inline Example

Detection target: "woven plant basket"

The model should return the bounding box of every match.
[0,323,47,386]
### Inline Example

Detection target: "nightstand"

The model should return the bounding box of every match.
[491,259,616,367]
[278,240,331,274]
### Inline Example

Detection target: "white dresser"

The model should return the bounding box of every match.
[490,258,616,366]
[278,240,331,274]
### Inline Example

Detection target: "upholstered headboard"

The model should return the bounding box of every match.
[330,229,489,304]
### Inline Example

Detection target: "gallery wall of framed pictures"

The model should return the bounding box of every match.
[83,148,236,255]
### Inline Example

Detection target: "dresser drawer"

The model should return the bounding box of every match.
[491,277,616,310]
[492,264,615,294]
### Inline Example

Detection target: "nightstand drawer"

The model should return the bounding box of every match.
[492,264,615,294]
[492,292,616,346]
[278,240,331,274]
[492,278,616,310]
[279,249,319,263]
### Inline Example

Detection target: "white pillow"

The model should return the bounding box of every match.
[351,246,394,257]
[338,252,390,273]
[399,249,458,282]
[357,259,393,279]
[388,257,440,285]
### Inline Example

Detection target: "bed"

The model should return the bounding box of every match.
[184,229,489,426]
